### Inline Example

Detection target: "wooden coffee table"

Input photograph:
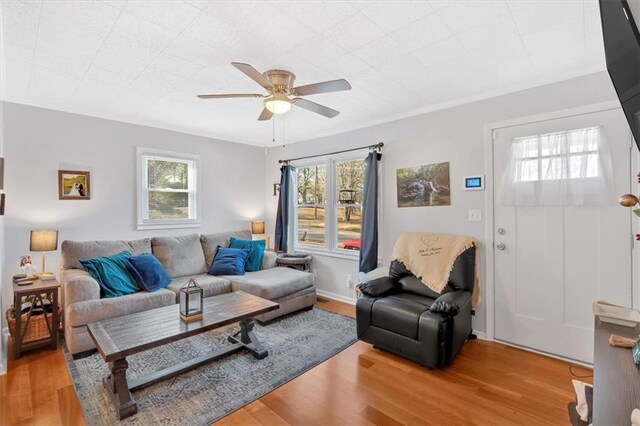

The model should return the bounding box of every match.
[87,291,279,420]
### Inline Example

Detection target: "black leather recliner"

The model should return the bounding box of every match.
[356,247,475,369]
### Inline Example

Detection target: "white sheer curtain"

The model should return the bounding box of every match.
[498,126,615,206]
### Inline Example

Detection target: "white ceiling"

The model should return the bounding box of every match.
[1,0,606,146]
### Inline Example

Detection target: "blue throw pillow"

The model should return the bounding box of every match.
[208,246,250,276]
[228,237,266,272]
[80,251,139,298]
[125,253,171,292]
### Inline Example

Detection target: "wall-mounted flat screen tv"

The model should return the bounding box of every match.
[600,0,640,148]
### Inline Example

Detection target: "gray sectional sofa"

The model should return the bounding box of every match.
[61,230,316,355]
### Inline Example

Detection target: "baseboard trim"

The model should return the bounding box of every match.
[471,331,591,367]
[0,326,9,375]
[489,337,593,368]
[316,290,356,306]
[473,331,487,340]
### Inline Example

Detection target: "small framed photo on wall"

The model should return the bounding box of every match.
[58,170,91,200]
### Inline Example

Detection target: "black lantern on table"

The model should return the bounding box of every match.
[180,278,203,322]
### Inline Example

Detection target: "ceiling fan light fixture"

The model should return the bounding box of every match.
[264,94,292,114]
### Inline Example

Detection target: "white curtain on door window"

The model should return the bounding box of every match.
[497,126,615,206]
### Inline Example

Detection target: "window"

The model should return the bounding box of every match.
[335,160,364,250]
[514,127,601,182]
[294,156,365,256]
[296,163,326,247]
[498,125,613,207]
[137,147,199,230]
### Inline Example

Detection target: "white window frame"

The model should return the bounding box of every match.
[136,147,200,230]
[293,151,366,260]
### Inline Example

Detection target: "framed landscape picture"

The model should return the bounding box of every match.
[396,162,450,207]
[58,170,91,200]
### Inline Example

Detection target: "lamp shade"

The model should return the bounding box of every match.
[30,230,58,252]
[251,221,265,235]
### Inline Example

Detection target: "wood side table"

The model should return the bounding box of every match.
[11,278,61,359]
[592,315,640,425]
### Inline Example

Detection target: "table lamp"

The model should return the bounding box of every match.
[251,220,265,235]
[251,220,270,250]
[30,230,58,277]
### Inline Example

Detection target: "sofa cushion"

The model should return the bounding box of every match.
[371,293,432,340]
[62,238,151,270]
[151,234,207,278]
[125,253,171,292]
[200,230,252,268]
[166,274,232,301]
[262,251,277,269]
[79,251,139,298]
[224,267,314,300]
[65,289,175,327]
[61,269,100,308]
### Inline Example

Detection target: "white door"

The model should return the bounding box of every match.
[493,108,633,363]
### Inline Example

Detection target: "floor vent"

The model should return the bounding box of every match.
[316,296,331,303]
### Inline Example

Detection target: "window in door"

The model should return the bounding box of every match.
[514,126,602,182]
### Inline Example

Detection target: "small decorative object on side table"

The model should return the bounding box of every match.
[7,277,61,359]
[19,254,37,277]
[180,278,203,322]
[276,253,312,272]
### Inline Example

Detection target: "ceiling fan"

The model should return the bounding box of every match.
[197,62,352,121]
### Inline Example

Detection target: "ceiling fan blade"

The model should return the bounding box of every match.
[258,108,273,121]
[197,93,264,99]
[293,79,351,96]
[231,62,274,91]
[292,98,339,118]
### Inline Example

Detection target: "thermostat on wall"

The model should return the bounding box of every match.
[464,175,485,191]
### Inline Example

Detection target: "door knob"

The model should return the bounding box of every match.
[497,228,506,235]
[496,243,506,250]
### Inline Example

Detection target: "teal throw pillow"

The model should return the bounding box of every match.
[228,237,266,272]
[80,251,139,298]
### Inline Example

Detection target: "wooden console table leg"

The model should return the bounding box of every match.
[103,358,137,420]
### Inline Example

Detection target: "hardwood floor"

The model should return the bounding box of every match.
[0,299,591,425]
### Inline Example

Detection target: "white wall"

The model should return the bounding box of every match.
[0,95,5,374]
[264,71,619,334]
[1,102,266,319]
[0,70,621,354]
[0,3,6,372]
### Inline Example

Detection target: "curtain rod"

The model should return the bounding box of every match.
[278,142,383,164]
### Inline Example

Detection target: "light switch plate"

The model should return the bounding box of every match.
[468,209,482,222]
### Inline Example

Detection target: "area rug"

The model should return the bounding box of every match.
[64,307,357,425]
